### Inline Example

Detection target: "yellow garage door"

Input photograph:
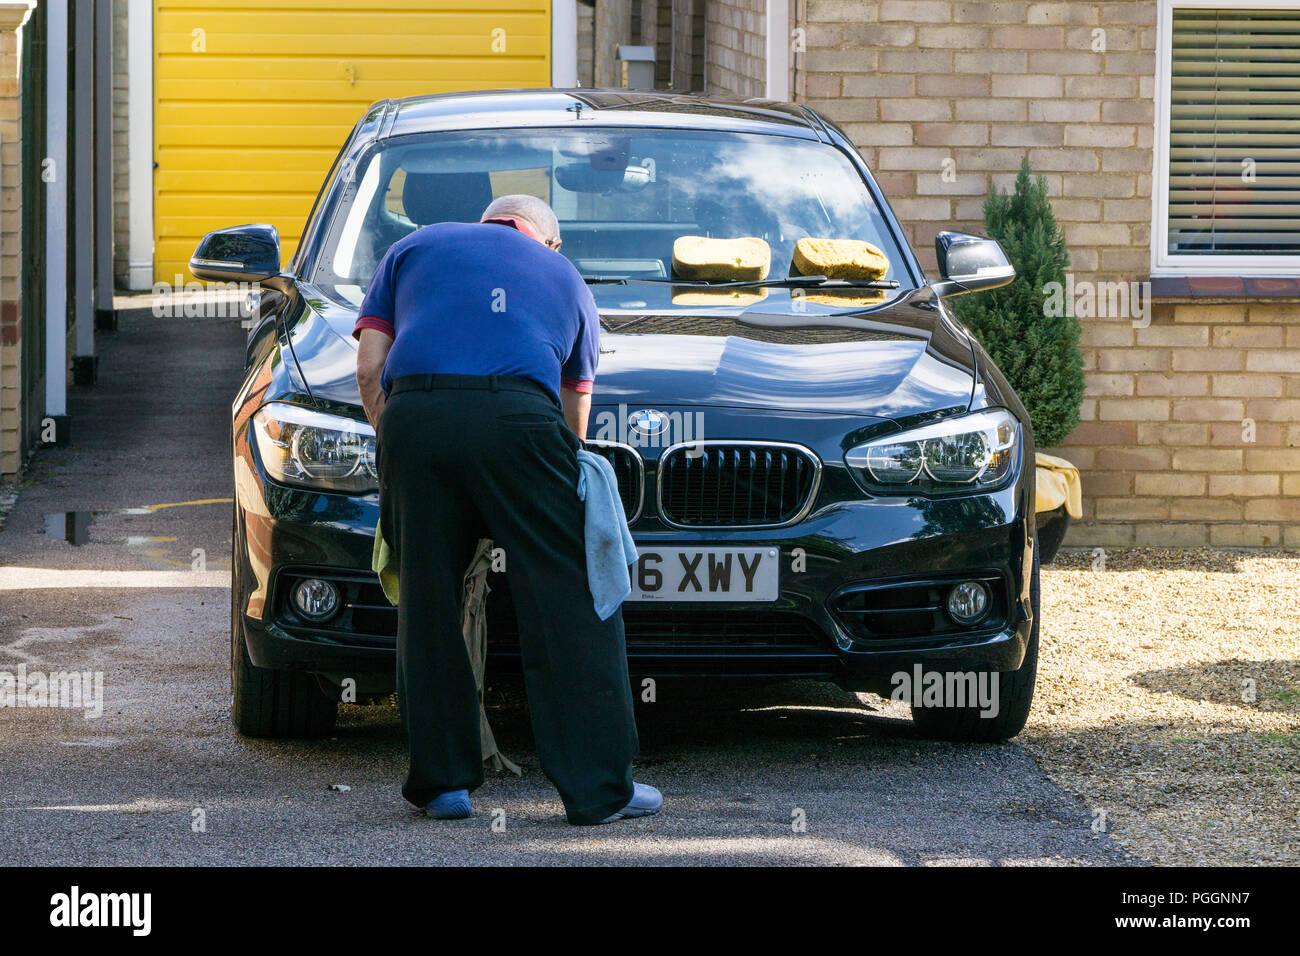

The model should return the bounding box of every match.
[154,0,551,282]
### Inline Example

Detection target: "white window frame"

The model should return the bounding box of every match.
[1151,0,1300,276]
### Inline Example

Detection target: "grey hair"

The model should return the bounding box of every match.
[480,194,560,242]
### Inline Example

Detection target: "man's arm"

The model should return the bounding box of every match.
[356,329,394,430]
[560,278,600,441]
[561,389,591,440]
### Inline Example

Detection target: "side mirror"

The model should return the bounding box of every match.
[190,223,281,283]
[931,231,1015,297]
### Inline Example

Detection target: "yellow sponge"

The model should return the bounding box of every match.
[792,238,889,280]
[672,236,771,281]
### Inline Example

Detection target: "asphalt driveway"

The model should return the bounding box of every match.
[0,307,1134,866]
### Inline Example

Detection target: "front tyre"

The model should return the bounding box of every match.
[910,539,1040,742]
[230,507,337,738]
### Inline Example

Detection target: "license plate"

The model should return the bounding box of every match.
[628,546,780,602]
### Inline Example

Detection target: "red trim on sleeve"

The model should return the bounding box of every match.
[561,377,594,394]
[353,315,395,340]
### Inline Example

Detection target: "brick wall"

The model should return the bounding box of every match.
[594,0,634,88]
[1068,302,1300,548]
[705,0,766,97]
[654,0,673,86]
[0,6,28,479]
[634,0,650,46]
[700,0,1298,548]
[577,0,596,86]
[671,0,706,90]
[796,0,1157,279]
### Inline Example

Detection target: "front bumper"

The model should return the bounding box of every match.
[234,443,1034,691]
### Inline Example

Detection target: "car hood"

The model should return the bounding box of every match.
[289,286,977,423]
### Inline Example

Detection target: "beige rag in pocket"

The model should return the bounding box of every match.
[374,527,521,775]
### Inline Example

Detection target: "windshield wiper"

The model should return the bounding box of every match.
[710,276,901,291]
[584,275,901,290]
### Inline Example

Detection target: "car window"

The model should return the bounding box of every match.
[309,127,911,309]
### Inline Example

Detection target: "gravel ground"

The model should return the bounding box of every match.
[1028,547,1300,865]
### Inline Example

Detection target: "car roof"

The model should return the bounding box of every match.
[361,89,828,141]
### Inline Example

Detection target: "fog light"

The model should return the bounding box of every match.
[946,580,989,626]
[293,578,340,622]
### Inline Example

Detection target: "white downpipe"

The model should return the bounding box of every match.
[74,2,93,358]
[551,0,577,88]
[95,0,115,320]
[126,0,152,289]
[45,0,68,417]
[765,0,790,102]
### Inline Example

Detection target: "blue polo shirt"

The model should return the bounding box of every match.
[352,221,600,403]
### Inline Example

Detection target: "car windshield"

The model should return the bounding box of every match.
[307,126,912,311]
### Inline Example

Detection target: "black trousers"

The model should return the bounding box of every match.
[378,373,638,824]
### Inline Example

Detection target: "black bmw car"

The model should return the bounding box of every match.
[205,90,1039,744]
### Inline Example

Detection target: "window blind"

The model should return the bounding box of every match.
[1168,8,1300,255]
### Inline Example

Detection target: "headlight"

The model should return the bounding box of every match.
[252,403,377,493]
[845,408,1020,495]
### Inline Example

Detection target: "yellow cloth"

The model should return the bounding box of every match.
[373,524,521,775]
[373,523,400,606]
[1035,453,1082,518]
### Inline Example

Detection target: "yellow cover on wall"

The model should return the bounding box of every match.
[1035,453,1082,518]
